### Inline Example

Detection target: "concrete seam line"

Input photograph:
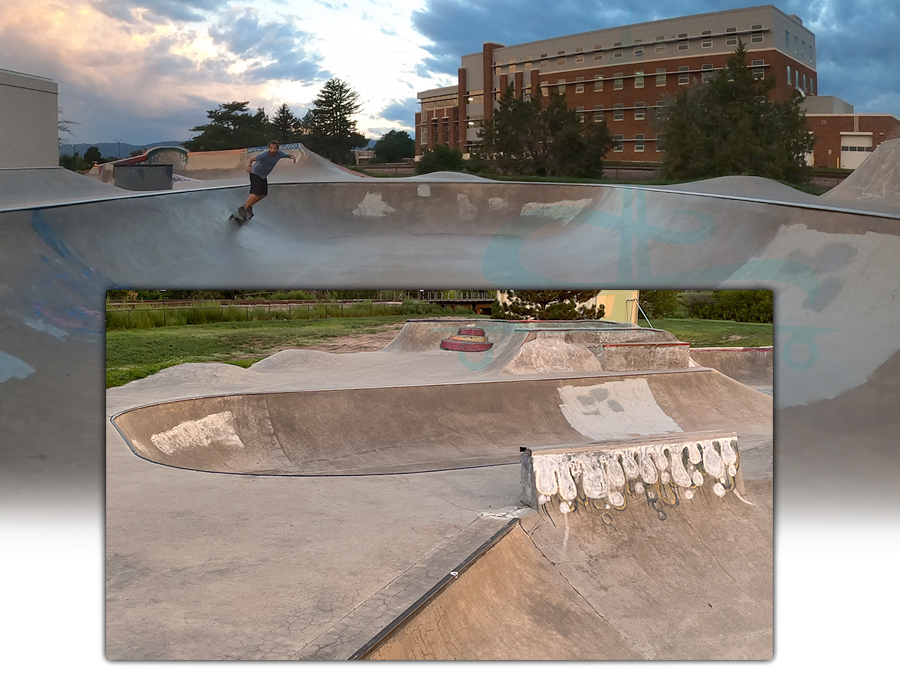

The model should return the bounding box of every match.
[348,517,519,660]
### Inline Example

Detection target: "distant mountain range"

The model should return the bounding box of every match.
[58,141,184,158]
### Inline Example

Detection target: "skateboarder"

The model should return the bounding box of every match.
[235,141,297,220]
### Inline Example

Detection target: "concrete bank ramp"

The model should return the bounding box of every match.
[826,138,900,209]
[364,477,773,660]
[112,369,772,476]
[689,347,774,387]
[0,167,132,209]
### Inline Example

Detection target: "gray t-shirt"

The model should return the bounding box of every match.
[251,150,290,178]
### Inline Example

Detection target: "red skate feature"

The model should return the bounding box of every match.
[440,327,494,352]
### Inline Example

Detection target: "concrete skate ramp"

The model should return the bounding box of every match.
[826,138,900,208]
[365,478,773,660]
[0,167,132,208]
[179,144,359,182]
[3,158,900,511]
[689,347,773,387]
[111,369,771,476]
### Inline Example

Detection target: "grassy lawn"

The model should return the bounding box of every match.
[639,318,773,348]
[105,315,442,388]
[107,314,772,388]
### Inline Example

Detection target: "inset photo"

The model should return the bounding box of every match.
[106,288,773,660]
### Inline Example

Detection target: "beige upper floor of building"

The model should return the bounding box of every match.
[422,5,816,100]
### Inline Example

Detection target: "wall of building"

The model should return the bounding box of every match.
[806,114,900,169]
[417,6,818,161]
[0,69,58,168]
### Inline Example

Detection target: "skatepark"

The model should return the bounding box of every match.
[2,139,900,662]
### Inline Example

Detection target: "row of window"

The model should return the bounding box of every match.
[842,146,873,152]
[530,63,763,96]
[786,65,814,93]
[785,31,815,64]
[493,24,771,72]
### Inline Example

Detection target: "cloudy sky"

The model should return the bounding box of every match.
[1,0,897,145]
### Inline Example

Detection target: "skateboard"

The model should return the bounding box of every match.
[229,207,252,224]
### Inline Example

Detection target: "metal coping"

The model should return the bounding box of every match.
[348,518,520,660]
[2,174,899,220]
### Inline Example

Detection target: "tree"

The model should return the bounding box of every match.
[638,290,679,319]
[492,291,606,320]
[476,86,614,178]
[373,130,415,163]
[416,144,466,173]
[301,78,368,163]
[655,41,814,184]
[271,103,302,143]
[58,108,78,147]
[183,102,274,151]
[83,146,103,167]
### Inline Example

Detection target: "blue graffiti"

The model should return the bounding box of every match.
[775,325,839,371]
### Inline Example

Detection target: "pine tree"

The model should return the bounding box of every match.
[183,102,273,151]
[655,41,814,184]
[271,103,301,143]
[302,79,368,163]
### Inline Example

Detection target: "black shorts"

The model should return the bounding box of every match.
[249,173,268,196]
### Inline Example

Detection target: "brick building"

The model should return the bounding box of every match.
[416,5,818,162]
[802,96,900,170]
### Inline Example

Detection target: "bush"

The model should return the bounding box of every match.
[639,290,679,318]
[416,144,466,174]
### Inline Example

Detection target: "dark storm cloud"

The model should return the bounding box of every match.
[379,98,417,128]
[411,0,898,115]
[208,8,329,84]
[92,0,223,24]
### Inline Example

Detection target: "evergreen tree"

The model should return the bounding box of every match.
[476,86,614,178]
[492,291,606,320]
[183,102,274,151]
[83,146,103,167]
[655,41,814,184]
[271,103,302,143]
[301,78,368,163]
[416,144,465,173]
[373,130,415,163]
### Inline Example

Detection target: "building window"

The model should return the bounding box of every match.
[726,36,738,46]
[656,36,665,42]
[794,36,799,54]
[557,79,566,95]
[525,61,532,71]
[810,77,815,94]
[634,102,645,120]
[751,24,763,30]
[541,54,548,68]
[785,30,790,46]
[656,43,666,53]
[634,47,644,56]
[802,73,807,90]
[576,48,584,63]
[495,66,502,75]
[701,30,712,48]
[575,77,584,93]
[540,81,549,97]
[809,46,814,63]
[576,105,585,123]
[752,68,764,80]
[509,63,516,73]
[614,72,624,90]
[678,33,687,39]
[594,45,602,60]
[594,111,604,122]
[678,41,689,51]
[678,66,690,85]
[656,138,664,152]
[656,68,667,86]
[613,135,624,152]
[558,51,566,65]
[634,70,644,88]
[614,50,624,58]
[786,65,791,86]
[594,76,603,91]
[614,104,624,121]
[634,134,645,152]
[751,33,763,43]
[420,128,427,143]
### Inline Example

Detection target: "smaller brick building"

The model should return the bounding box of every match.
[803,96,900,170]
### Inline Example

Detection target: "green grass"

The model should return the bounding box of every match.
[638,317,773,348]
[105,315,468,388]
